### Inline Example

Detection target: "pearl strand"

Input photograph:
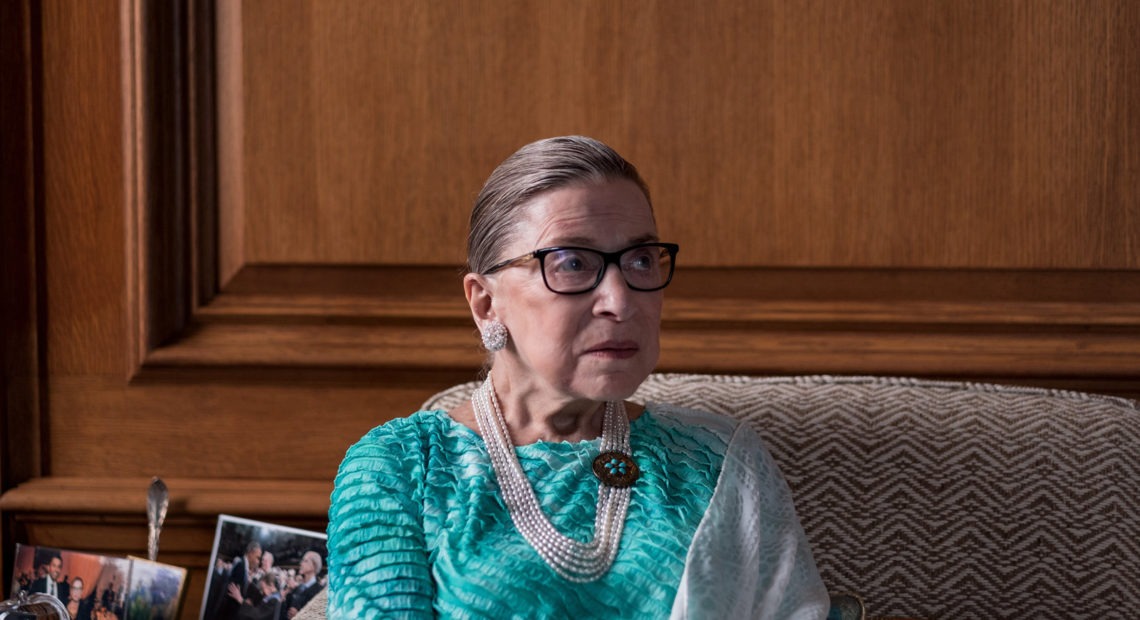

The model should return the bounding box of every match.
[471,376,633,582]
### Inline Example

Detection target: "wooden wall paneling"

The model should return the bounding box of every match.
[231,0,779,266]
[1,0,44,597]
[240,0,320,264]
[148,265,1140,380]
[40,0,127,378]
[225,0,1140,269]
[125,0,196,373]
[1102,0,1140,266]
[123,0,1140,398]
[216,0,243,286]
[44,375,466,479]
[191,0,219,306]
[27,0,131,561]
[1,0,41,488]
[660,268,1140,375]
[1011,0,1140,268]
[121,0,491,477]
[145,0,1140,384]
[767,0,1140,268]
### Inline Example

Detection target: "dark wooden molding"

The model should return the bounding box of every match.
[190,0,220,308]
[1,0,45,596]
[1,0,43,491]
[127,264,1140,393]
[127,0,210,376]
[0,477,331,519]
[0,0,42,483]
[120,0,1140,395]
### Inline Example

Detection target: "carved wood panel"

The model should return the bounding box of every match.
[126,0,1140,385]
[225,0,1139,268]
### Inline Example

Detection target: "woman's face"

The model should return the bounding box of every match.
[482,178,664,405]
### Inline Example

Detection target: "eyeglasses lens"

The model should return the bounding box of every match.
[542,245,673,294]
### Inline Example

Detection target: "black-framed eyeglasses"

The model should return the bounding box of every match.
[482,242,679,295]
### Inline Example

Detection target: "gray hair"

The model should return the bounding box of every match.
[304,550,323,573]
[466,136,652,274]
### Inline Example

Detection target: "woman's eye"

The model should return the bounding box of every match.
[549,251,591,273]
[626,250,656,271]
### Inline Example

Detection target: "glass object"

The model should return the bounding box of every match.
[0,590,69,620]
[483,242,679,294]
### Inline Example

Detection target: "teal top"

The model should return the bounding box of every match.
[327,407,732,619]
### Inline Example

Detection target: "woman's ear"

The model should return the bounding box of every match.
[463,272,496,325]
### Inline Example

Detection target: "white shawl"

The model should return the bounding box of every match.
[663,406,830,620]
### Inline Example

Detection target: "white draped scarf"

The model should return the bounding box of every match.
[665,407,830,620]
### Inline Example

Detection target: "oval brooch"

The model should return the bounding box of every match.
[592,451,640,488]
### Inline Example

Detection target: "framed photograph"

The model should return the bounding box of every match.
[200,515,327,620]
[10,543,185,620]
[124,557,189,619]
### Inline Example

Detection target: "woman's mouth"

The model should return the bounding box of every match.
[585,341,639,359]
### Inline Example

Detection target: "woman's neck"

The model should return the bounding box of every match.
[448,373,642,444]
[504,398,608,444]
[449,393,607,444]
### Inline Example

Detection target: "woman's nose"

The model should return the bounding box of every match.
[592,263,634,316]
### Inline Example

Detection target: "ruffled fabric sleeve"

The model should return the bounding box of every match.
[670,420,830,620]
[327,420,435,619]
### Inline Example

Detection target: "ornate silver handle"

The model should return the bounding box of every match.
[146,476,169,562]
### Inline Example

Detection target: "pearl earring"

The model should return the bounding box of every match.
[481,320,509,352]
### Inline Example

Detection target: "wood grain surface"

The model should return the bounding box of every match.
[228,0,1138,268]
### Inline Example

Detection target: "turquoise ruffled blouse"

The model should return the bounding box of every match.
[327,407,731,619]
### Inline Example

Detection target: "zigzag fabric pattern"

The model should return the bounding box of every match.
[422,374,1140,619]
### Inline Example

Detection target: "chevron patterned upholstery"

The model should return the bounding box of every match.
[421,373,1140,619]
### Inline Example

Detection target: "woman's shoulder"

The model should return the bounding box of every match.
[353,409,461,445]
[642,401,743,443]
[337,410,462,469]
[332,410,463,502]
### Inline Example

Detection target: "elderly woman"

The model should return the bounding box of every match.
[326,136,828,618]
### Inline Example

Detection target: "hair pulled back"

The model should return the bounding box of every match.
[466,136,651,274]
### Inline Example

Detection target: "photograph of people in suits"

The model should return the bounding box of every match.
[201,515,327,620]
[28,549,69,602]
[10,544,133,620]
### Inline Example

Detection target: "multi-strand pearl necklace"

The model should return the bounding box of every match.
[471,376,636,582]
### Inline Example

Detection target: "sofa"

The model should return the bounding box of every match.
[301,373,1140,619]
